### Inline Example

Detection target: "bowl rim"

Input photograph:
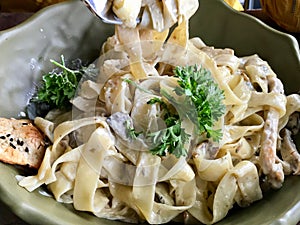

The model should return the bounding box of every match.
[1,1,300,225]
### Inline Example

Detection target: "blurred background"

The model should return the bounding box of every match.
[1,0,298,38]
[0,0,261,12]
[0,0,65,12]
[0,0,65,30]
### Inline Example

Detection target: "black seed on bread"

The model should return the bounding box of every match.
[0,118,46,169]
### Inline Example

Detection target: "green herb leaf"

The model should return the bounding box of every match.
[120,65,226,158]
[124,119,142,140]
[122,78,153,94]
[174,65,225,142]
[147,97,190,158]
[35,55,84,109]
[147,122,190,158]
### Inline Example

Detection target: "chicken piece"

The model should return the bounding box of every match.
[259,76,284,189]
[0,118,46,169]
[259,108,284,188]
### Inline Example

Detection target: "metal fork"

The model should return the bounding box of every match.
[82,0,123,25]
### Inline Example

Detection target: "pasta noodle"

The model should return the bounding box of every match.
[18,1,300,224]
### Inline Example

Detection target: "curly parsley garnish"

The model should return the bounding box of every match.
[174,65,225,142]
[35,55,88,109]
[120,64,226,158]
[26,56,98,119]
[147,97,190,158]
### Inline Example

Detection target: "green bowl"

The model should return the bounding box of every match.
[0,0,300,224]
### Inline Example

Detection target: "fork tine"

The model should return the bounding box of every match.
[82,0,122,25]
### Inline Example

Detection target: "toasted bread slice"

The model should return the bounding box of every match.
[0,118,46,169]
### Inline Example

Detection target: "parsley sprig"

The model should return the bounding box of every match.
[174,65,225,142]
[147,97,190,158]
[35,55,84,109]
[120,64,226,158]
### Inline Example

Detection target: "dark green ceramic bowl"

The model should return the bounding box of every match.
[0,0,300,224]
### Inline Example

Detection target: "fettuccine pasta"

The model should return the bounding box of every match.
[18,1,300,224]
